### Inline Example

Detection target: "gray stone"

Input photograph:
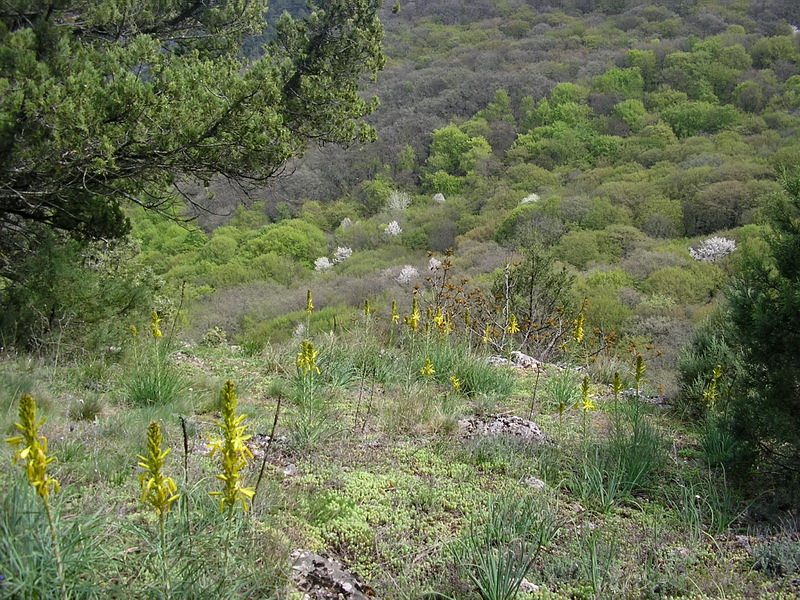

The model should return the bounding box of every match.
[458,415,547,443]
[290,550,376,600]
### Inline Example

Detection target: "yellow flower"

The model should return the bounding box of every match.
[420,358,436,378]
[482,323,491,345]
[464,308,471,328]
[573,313,585,345]
[580,376,595,411]
[434,307,445,329]
[405,296,420,331]
[450,376,461,392]
[130,325,138,338]
[306,289,314,314]
[209,381,255,512]
[391,300,400,324]
[612,372,622,398]
[151,311,163,338]
[6,394,60,500]
[138,422,180,516]
[506,314,520,335]
[296,340,320,375]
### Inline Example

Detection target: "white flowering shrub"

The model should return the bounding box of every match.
[428,256,442,271]
[388,190,411,212]
[340,217,353,229]
[689,237,737,262]
[384,220,402,236]
[314,256,333,271]
[396,265,419,283]
[333,246,353,263]
[433,193,446,204]
[519,192,540,205]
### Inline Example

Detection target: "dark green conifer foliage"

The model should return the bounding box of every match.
[727,171,800,479]
[0,0,385,276]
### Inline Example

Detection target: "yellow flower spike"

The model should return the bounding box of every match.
[573,312,585,345]
[506,314,520,335]
[364,299,371,318]
[6,394,59,501]
[391,300,400,324]
[151,311,163,338]
[580,376,595,411]
[420,358,436,378]
[296,340,320,375]
[306,289,314,314]
[130,325,138,338]
[464,308,471,328]
[137,422,180,517]
[405,296,420,331]
[612,372,622,397]
[434,307,445,329]
[703,364,724,411]
[450,376,461,392]
[482,323,491,345]
[634,355,646,385]
[444,313,454,335]
[208,381,255,513]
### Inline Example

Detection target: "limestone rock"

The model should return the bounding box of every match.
[290,550,376,600]
[458,414,547,443]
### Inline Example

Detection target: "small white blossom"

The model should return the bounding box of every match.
[333,246,353,263]
[519,193,540,205]
[689,237,737,262]
[384,220,402,236]
[314,256,333,271]
[340,217,353,229]
[396,265,419,283]
[388,190,411,212]
[428,256,443,271]
[433,193,446,204]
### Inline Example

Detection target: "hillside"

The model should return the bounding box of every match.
[3,0,800,598]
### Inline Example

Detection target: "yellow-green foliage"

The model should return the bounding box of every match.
[6,394,59,500]
[137,421,179,517]
[209,380,255,512]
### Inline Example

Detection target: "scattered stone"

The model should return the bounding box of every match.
[510,351,542,370]
[458,415,547,443]
[621,388,671,408]
[487,356,512,366]
[283,463,299,477]
[522,477,546,490]
[290,550,376,600]
[171,351,213,373]
[487,353,543,370]
[520,579,540,593]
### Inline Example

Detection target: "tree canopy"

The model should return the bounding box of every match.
[0,0,385,275]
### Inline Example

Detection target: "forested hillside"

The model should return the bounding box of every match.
[4,1,800,598]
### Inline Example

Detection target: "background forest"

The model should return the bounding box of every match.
[3,0,800,598]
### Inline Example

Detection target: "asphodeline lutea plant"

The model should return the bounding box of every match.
[579,375,594,440]
[297,340,320,375]
[7,394,60,500]
[209,381,255,513]
[151,311,163,338]
[634,354,646,399]
[420,358,436,378]
[7,394,66,599]
[450,376,461,393]
[391,300,400,325]
[138,422,180,518]
[580,376,595,412]
[306,289,314,315]
[405,296,421,332]
[703,364,724,413]
[138,421,179,595]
